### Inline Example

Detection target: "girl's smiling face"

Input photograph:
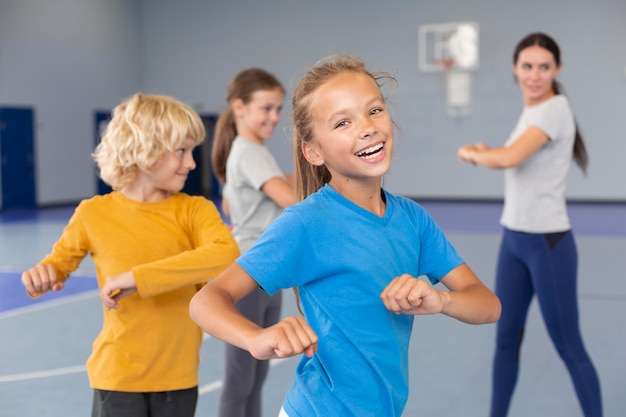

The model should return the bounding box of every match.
[234,87,284,144]
[513,45,561,106]
[303,71,394,188]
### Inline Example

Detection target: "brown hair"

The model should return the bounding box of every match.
[514,32,588,174]
[211,68,285,184]
[291,54,396,200]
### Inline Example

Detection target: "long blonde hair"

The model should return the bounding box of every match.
[289,54,396,313]
[93,93,205,190]
[291,54,396,200]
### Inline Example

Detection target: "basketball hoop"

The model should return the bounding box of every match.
[432,57,473,116]
[418,22,479,117]
[434,57,455,72]
[445,71,472,116]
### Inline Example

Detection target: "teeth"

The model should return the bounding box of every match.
[356,143,383,157]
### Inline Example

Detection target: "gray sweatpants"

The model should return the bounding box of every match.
[218,287,282,417]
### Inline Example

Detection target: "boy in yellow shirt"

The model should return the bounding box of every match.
[21,93,239,417]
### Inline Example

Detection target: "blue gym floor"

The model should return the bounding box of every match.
[1,200,625,416]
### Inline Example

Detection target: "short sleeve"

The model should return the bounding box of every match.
[236,208,314,295]
[527,95,569,141]
[238,146,285,191]
[416,207,464,283]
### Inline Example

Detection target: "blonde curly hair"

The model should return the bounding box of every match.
[93,93,205,190]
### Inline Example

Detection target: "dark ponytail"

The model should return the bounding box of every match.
[571,119,589,175]
[514,32,588,174]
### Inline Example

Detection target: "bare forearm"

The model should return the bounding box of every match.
[459,128,548,169]
[262,177,297,208]
[190,281,319,360]
[189,286,260,350]
[464,147,512,169]
[440,284,501,324]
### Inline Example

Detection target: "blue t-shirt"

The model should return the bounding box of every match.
[237,184,464,416]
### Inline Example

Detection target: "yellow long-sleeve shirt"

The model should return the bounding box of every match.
[40,191,239,392]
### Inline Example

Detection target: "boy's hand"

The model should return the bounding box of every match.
[247,316,318,360]
[100,271,137,309]
[21,264,64,297]
[380,274,445,316]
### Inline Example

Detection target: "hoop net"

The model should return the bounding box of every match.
[434,57,455,71]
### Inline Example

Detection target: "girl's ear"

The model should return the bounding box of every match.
[232,98,245,118]
[302,140,324,166]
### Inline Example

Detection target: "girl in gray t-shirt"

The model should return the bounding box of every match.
[211,68,297,417]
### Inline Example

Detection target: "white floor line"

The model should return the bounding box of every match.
[0,266,34,273]
[198,357,291,396]
[0,352,291,396]
[199,379,223,395]
[0,267,96,275]
[0,364,87,383]
[0,262,96,275]
[0,289,100,320]
[0,334,213,382]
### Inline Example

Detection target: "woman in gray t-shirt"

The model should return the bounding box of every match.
[457,33,602,417]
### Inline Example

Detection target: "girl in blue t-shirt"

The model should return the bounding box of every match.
[191,54,501,417]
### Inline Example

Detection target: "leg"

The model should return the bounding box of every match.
[244,290,283,417]
[91,390,148,417]
[219,287,281,417]
[92,388,197,417]
[530,232,603,417]
[490,229,535,417]
[148,387,198,417]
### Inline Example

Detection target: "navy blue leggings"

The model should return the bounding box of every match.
[490,228,602,417]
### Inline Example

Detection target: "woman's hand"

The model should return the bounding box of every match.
[457,145,476,164]
[457,142,488,165]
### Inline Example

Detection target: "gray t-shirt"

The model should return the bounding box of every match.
[223,136,285,252]
[500,95,575,233]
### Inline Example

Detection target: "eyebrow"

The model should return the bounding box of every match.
[520,59,554,66]
[325,96,384,121]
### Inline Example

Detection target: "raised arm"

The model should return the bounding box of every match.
[261,176,298,208]
[189,263,318,359]
[221,197,231,218]
[129,201,239,298]
[21,263,65,297]
[437,263,501,324]
[21,207,90,298]
[458,126,549,169]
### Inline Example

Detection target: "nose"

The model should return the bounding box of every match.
[185,152,196,170]
[270,109,281,123]
[358,117,376,139]
[528,66,541,79]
